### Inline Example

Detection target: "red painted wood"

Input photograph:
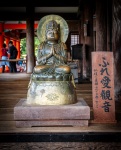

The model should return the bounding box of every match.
[5,37,10,47]
[0,23,4,57]
[4,24,38,29]
[16,40,20,59]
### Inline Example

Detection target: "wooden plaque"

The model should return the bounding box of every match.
[92,52,116,123]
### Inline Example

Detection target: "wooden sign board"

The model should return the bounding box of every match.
[92,52,116,123]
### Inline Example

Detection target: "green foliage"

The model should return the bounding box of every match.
[20,37,40,58]
[34,37,40,56]
[20,38,26,58]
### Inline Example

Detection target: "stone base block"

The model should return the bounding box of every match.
[16,120,89,128]
[14,98,90,128]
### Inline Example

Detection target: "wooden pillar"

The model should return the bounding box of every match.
[112,0,121,100]
[82,44,87,78]
[16,40,20,59]
[12,39,16,47]
[107,0,112,51]
[80,4,86,79]
[0,23,4,57]
[5,37,10,48]
[26,6,35,73]
[96,0,107,51]
[84,0,93,80]
[5,37,10,59]
[81,0,93,79]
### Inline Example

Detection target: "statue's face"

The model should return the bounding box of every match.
[46,29,59,41]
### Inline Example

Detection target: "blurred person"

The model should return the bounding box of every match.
[1,43,9,73]
[8,41,18,73]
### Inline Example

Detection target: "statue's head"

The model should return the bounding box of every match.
[46,20,60,42]
[37,15,69,43]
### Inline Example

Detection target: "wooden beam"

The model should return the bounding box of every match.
[35,13,78,21]
[0,12,78,21]
[0,0,80,7]
[4,24,38,30]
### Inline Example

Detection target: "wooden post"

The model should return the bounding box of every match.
[96,0,107,51]
[92,52,116,123]
[5,37,10,48]
[12,39,16,47]
[82,44,87,78]
[16,40,20,59]
[80,9,85,79]
[80,0,93,79]
[0,23,4,57]
[83,0,93,80]
[112,0,121,101]
[107,0,112,51]
[26,6,35,73]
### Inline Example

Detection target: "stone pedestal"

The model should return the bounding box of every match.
[14,98,90,127]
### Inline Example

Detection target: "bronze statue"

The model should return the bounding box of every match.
[33,20,71,81]
[26,15,77,105]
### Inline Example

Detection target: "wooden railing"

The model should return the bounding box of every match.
[0,59,26,62]
[0,59,26,73]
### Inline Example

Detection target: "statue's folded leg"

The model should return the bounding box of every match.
[55,65,71,81]
[34,65,52,74]
[32,65,55,80]
[55,65,71,74]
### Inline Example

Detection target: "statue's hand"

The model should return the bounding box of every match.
[47,45,53,57]
[52,45,56,56]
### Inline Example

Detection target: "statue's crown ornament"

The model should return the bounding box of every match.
[46,20,60,31]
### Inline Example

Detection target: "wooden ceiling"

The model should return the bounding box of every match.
[0,0,82,39]
[0,0,81,21]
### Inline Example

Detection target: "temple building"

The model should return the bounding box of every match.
[0,0,121,149]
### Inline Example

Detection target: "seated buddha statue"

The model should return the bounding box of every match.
[26,15,77,105]
[32,20,71,81]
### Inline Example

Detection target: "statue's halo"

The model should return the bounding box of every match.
[37,14,69,43]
